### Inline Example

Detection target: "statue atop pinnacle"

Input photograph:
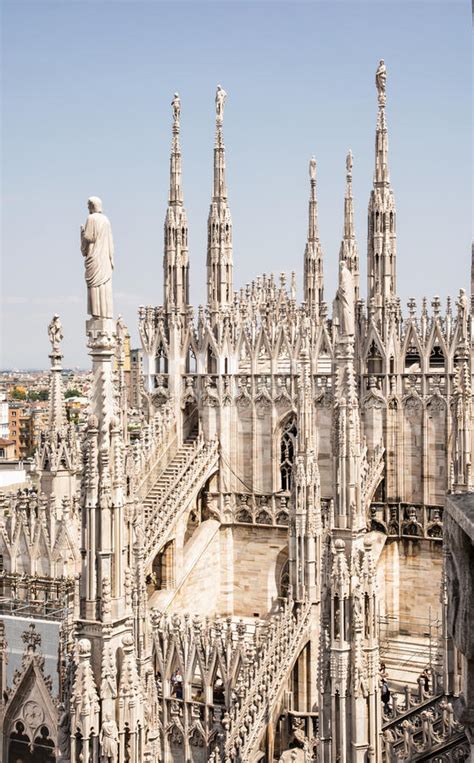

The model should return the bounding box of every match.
[375,59,387,107]
[215,84,227,123]
[171,92,180,127]
[48,314,63,355]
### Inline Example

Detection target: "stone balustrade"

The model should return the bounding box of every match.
[222,599,312,761]
[382,692,468,761]
[143,436,219,566]
[361,441,385,509]
[370,502,443,540]
[125,404,176,498]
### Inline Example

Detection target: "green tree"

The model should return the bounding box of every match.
[65,388,81,399]
[10,387,27,400]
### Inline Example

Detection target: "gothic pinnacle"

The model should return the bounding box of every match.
[207,85,233,307]
[374,59,390,187]
[304,156,323,314]
[169,92,183,205]
[213,85,228,200]
[343,150,354,241]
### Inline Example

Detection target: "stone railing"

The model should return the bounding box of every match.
[222,599,312,761]
[361,441,385,510]
[143,436,219,566]
[125,404,176,499]
[205,492,290,527]
[370,502,443,540]
[382,693,468,762]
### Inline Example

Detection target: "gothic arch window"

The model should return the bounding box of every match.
[155,344,168,374]
[280,417,297,492]
[429,345,445,371]
[367,341,383,374]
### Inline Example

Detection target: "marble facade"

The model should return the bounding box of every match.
[0,63,472,762]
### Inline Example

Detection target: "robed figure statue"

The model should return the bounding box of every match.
[336,261,355,336]
[80,196,114,319]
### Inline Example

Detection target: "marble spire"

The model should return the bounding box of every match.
[35,315,79,502]
[47,314,66,429]
[367,59,397,314]
[339,150,360,301]
[207,85,233,309]
[304,156,324,316]
[163,93,189,312]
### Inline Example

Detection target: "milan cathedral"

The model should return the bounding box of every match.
[0,62,472,763]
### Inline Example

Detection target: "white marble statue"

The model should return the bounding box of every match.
[346,149,353,174]
[48,314,63,353]
[309,156,316,182]
[80,197,114,319]
[100,712,119,762]
[337,261,355,336]
[215,85,227,121]
[376,59,387,103]
[457,287,468,337]
[172,92,180,123]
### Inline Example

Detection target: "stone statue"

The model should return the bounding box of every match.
[346,149,353,174]
[309,156,316,182]
[171,92,180,123]
[337,261,355,336]
[100,712,119,762]
[457,287,468,336]
[48,314,63,353]
[215,85,227,121]
[80,197,114,319]
[375,59,387,103]
[57,703,70,760]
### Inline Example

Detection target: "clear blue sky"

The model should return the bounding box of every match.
[1,0,471,369]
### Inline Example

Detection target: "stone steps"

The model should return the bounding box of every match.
[142,438,198,518]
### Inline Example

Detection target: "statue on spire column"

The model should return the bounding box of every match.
[336,261,355,336]
[80,196,114,320]
[309,156,316,182]
[346,149,353,175]
[48,314,63,354]
[375,59,387,106]
[171,92,180,125]
[215,84,227,122]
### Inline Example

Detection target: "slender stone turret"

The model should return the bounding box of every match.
[35,315,79,502]
[207,85,233,309]
[74,198,144,763]
[304,156,324,315]
[367,60,397,320]
[163,93,189,312]
[339,151,359,302]
[290,341,321,604]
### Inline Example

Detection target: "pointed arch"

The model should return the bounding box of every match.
[280,413,297,492]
